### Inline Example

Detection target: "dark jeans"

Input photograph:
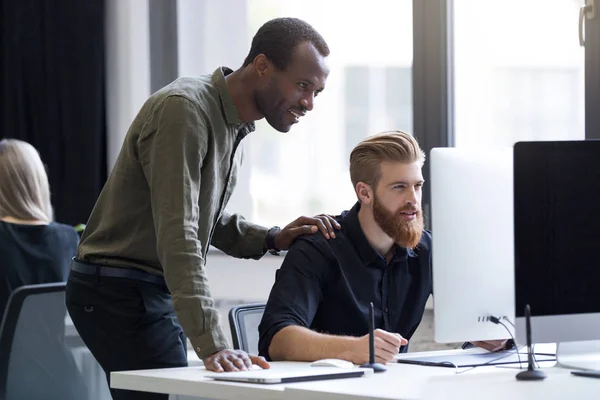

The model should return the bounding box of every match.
[66,269,188,400]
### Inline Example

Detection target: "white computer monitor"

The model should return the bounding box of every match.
[430,147,515,344]
[513,140,600,370]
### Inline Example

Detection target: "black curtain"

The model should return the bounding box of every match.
[1,0,106,226]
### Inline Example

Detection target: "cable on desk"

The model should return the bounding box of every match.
[454,317,524,375]
[532,343,540,369]
[454,347,525,375]
[502,317,515,329]
[491,316,544,368]
[489,316,522,368]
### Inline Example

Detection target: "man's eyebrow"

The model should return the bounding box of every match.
[389,180,425,186]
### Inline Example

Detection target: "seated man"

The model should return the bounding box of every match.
[258,131,505,364]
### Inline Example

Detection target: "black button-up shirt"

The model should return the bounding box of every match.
[258,202,432,360]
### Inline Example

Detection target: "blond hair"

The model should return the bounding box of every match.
[0,139,53,222]
[349,130,425,189]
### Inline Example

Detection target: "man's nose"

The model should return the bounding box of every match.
[406,189,418,205]
[300,93,314,111]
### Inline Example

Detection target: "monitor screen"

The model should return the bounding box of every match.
[514,140,600,318]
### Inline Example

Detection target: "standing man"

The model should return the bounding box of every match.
[66,17,338,400]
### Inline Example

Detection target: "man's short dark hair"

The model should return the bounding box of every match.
[243,17,330,70]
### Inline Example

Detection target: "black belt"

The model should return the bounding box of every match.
[71,259,166,286]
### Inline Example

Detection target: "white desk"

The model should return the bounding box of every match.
[111,361,316,400]
[109,349,473,399]
[284,363,455,400]
[422,365,599,400]
[111,349,600,400]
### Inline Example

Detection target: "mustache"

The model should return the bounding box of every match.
[397,206,421,214]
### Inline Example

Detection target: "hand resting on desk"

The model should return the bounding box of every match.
[203,349,270,372]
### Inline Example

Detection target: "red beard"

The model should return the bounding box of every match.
[372,196,424,249]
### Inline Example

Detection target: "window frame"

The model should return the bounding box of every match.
[585,0,600,139]
[412,0,455,229]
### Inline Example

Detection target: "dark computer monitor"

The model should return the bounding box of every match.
[514,140,600,370]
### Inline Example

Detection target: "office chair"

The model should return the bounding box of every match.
[228,303,266,355]
[0,283,88,400]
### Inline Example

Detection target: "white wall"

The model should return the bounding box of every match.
[205,252,282,301]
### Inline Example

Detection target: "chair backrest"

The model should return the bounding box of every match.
[228,303,266,355]
[0,283,87,400]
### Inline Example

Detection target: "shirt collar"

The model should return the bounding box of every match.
[345,202,417,267]
[212,67,256,134]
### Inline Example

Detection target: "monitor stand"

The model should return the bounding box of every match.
[555,340,600,370]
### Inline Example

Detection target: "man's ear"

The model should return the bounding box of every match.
[356,182,374,205]
[252,54,272,78]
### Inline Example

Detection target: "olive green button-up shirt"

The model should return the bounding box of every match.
[78,67,269,359]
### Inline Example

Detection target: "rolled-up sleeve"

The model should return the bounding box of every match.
[139,95,228,359]
[258,237,331,360]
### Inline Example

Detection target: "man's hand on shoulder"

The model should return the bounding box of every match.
[203,349,270,372]
[274,214,341,250]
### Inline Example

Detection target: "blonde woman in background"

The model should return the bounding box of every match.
[0,138,79,321]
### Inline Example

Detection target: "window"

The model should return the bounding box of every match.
[343,66,412,157]
[492,68,581,143]
[453,0,585,147]
[344,66,370,158]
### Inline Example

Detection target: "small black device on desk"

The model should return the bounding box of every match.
[359,302,387,373]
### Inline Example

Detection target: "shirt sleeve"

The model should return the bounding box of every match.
[139,95,228,359]
[210,212,269,259]
[258,236,332,360]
